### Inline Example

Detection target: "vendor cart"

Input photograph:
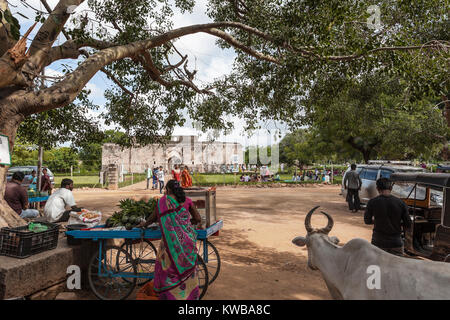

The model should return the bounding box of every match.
[184,187,221,283]
[65,220,223,300]
[184,187,217,228]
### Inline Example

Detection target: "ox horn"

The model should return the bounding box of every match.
[304,206,320,233]
[318,211,334,234]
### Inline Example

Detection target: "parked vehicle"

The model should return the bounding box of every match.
[390,172,450,262]
[6,166,55,188]
[436,163,450,173]
[341,163,425,205]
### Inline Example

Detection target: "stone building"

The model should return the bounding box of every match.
[101,135,244,173]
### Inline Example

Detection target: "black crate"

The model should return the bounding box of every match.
[0,222,60,259]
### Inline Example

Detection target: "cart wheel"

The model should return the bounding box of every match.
[197,255,209,300]
[88,245,137,300]
[119,239,157,286]
[197,239,221,284]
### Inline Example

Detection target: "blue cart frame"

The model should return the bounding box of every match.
[66,220,223,300]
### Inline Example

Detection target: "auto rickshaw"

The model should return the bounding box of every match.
[390,173,450,262]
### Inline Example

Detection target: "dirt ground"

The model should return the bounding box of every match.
[73,183,373,300]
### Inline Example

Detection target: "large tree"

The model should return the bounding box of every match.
[305,74,449,163]
[0,0,447,227]
[78,129,128,172]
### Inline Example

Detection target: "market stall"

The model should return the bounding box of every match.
[65,192,222,300]
[65,221,222,300]
[27,190,49,209]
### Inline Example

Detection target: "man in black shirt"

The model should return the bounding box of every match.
[364,178,411,256]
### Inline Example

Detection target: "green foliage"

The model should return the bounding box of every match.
[2,9,20,40]
[44,147,79,173]
[18,89,103,149]
[305,73,449,162]
[11,0,449,153]
[11,139,38,166]
[244,146,273,166]
[279,130,316,168]
[203,0,448,131]
[108,198,157,228]
[78,130,129,172]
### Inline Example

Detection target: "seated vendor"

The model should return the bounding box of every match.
[44,179,83,223]
[5,172,39,219]
[28,170,38,191]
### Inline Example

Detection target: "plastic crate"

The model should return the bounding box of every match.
[0,222,60,259]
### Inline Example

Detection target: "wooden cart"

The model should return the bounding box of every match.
[184,187,218,228]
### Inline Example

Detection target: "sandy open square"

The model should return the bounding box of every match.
[73,184,373,300]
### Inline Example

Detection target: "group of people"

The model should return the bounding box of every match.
[5,161,415,300]
[5,168,54,219]
[147,165,193,194]
[239,173,281,182]
[5,169,81,224]
[142,163,411,300]
[343,163,411,257]
[292,169,336,183]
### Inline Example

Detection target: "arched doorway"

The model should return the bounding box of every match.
[167,149,182,170]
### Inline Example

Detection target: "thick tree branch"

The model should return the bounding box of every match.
[0,22,37,88]
[0,0,17,56]
[33,2,132,97]
[138,51,212,95]
[28,0,85,57]
[26,22,273,109]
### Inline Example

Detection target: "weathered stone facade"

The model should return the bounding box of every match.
[101,135,244,173]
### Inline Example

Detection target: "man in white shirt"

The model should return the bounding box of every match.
[44,179,82,223]
[157,166,165,194]
[146,166,152,190]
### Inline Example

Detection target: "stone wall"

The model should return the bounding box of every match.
[101,135,244,173]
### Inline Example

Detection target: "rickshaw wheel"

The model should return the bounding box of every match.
[119,239,158,286]
[88,245,137,300]
[197,255,209,300]
[197,239,221,284]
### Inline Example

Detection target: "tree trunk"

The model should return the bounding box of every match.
[441,95,450,160]
[0,103,26,228]
[362,150,371,164]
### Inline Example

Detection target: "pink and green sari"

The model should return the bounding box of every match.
[153,195,199,300]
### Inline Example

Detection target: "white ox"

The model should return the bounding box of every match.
[292,206,450,300]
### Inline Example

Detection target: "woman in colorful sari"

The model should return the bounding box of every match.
[138,180,202,300]
[181,166,193,188]
[171,164,181,182]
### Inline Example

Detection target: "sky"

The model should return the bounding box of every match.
[12,0,287,148]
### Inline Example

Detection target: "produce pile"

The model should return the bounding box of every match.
[105,198,157,230]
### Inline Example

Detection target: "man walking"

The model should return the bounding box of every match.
[146,166,152,190]
[343,164,362,212]
[364,178,411,256]
[157,166,165,194]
